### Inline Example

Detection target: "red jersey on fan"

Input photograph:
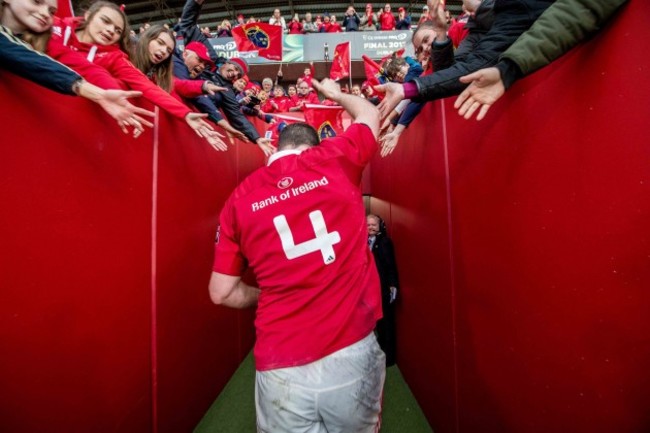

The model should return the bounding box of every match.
[213,123,382,371]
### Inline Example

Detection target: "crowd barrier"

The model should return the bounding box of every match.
[0,77,261,432]
[369,2,650,431]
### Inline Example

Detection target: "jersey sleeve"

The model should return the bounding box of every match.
[173,78,205,99]
[213,198,246,276]
[109,56,192,120]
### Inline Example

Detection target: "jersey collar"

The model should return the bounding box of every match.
[267,149,303,166]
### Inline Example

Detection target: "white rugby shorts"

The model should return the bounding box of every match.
[256,332,386,433]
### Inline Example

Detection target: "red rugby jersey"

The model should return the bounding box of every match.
[213,123,382,371]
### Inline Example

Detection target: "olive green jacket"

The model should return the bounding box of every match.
[497,0,629,88]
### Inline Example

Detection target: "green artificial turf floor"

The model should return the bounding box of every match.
[194,353,433,433]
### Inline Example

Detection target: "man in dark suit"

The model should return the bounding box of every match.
[367,214,399,366]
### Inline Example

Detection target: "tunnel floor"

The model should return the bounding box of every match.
[194,352,433,432]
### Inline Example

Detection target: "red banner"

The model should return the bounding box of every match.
[329,42,350,81]
[303,105,345,139]
[232,23,283,60]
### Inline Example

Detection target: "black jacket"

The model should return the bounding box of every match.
[172,52,261,142]
[0,25,80,95]
[371,234,399,296]
[412,0,554,102]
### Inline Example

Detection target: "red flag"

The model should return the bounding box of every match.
[329,42,350,81]
[362,55,386,87]
[232,23,283,60]
[303,104,345,139]
[265,114,302,146]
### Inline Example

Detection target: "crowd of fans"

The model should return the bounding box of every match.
[131,3,429,38]
[1,0,628,158]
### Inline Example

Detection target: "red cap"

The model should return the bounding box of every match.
[237,14,244,19]
[240,74,249,85]
[185,42,214,68]
[228,57,249,75]
[398,7,405,12]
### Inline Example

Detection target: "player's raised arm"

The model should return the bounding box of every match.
[312,78,380,139]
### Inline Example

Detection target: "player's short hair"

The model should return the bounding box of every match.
[278,123,320,150]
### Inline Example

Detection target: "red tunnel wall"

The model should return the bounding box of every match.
[370,2,650,432]
[1,3,648,432]
[0,78,258,431]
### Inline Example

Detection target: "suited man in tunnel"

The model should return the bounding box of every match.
[368,214,400,366]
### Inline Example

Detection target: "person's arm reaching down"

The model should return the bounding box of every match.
[454,0,629,120]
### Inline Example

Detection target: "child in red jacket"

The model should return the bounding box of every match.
[266,85,293,112]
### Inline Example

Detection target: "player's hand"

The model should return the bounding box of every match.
[428,0,449,35]
[256,137,276,157]
[312,78,341,101]
[375,82,405,120]
[455,67,505,121]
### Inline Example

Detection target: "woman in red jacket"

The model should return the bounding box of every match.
[47,1,225,150]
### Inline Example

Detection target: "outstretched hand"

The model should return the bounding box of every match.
[96,89,155,135]
[379,110,398,136]
[217,119,249,143]
[206,133,228,151]
[455,67,505,121]
[204,82,228,95]
[379,127,402,157]
[375,82,405,119]
[230,129,248,142]
[256,137,276,157]
[186,113,228,151]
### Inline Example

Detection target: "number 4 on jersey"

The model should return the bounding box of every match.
[273,211,341,264]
